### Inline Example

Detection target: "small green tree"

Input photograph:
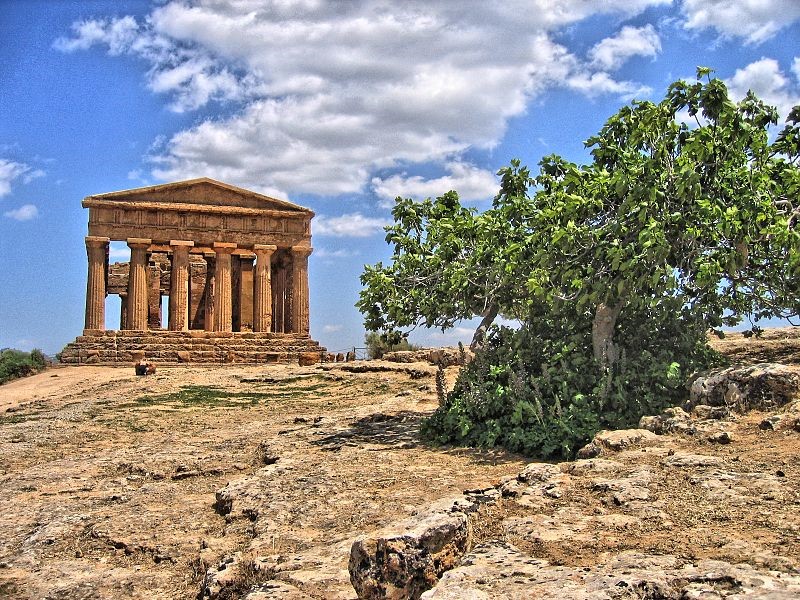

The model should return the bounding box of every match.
[362,69,800,458]
[364,332,420,359]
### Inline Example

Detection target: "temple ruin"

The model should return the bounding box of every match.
[60,178,326,364]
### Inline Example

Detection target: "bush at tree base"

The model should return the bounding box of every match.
[422,307,724,460]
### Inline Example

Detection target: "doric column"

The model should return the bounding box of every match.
[237,253,255,331]
[203,253,216,331]
[119,293,128,330]
[126,238,151,331]
[253,244,277,332]
[168,240,194,331]
[84,236,109,331]
[290,246,312,336]
[212,242,237,332]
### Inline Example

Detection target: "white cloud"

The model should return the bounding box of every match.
[314,213,387,238]
[726,58,800,120]
[372,161,497,206]
[314,247,359,259]
[0,159,40,197]
[4,204,39,221]
[566,72,652,99]
[413,326,476,348]
[55,1,668,197]
[323,324,344,333]
[109,245,131,260]
[589,25,662,71]
[681,0,800,45]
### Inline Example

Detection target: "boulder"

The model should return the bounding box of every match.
[298,352,319,367]
[688,363,800,412]
[639,406,694,435]
[578,429,659,457]
[349,504,471,600]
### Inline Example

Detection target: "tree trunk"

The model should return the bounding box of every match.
[592,302,622,371]
[470,304,499,351]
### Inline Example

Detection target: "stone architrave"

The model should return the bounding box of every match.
[291,246,312,336]
[126,238,152,331]
[168,240,194,331]
[84,236,109,331]
[212,242,237,332]
[253,244,277,332]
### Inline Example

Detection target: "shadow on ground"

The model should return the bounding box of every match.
[312,411,525,466]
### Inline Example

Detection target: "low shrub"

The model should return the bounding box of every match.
[0,348,48,385]
[422,309,722,460]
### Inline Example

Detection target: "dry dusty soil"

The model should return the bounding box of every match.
[0,361,523,599]
[0,329,799,599]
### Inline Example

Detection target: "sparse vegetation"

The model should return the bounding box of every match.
[131,382,330,409]
[0,348,48,385]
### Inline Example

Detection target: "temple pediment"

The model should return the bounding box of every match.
[83,177,313,247]
[83,178,312,215]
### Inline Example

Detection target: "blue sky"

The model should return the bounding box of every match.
[1,0,799,355]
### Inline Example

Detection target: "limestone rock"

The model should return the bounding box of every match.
[689,363,800,412]
[639,406,694,435]
[663,451,723,468]
[382,351,420,363]
[578,429,659,457]
[692,404,730,420]
[421,546,800,599]
[349,505,471,600]
[298,352,319,366]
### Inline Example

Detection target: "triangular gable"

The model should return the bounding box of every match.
[85,178,311,214]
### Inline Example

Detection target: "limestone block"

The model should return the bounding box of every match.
[349,506,470,600]
[689,363,800,412]
[298,352,319,366]
[578,429,660,458]
[421,546,800,599]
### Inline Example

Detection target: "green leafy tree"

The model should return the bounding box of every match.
[357,188,529,349]
[361,69,800,458]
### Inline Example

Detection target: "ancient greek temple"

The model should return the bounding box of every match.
[61,178,325,364]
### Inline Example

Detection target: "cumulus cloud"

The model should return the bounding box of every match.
[372,161,498,206]
[0,159,42,197]
[589,25,662,71]
[4,204,39,221]
[681,0,800,45]
[725,58,800,120]
[566,72,652,99]
[314,213,387,238]
[55,1,668,197]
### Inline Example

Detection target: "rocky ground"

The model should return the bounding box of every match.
[1,329,799,599]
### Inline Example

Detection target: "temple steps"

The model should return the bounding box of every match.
[59,330,327,365]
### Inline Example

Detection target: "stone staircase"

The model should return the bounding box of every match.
[60,330,326,365]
